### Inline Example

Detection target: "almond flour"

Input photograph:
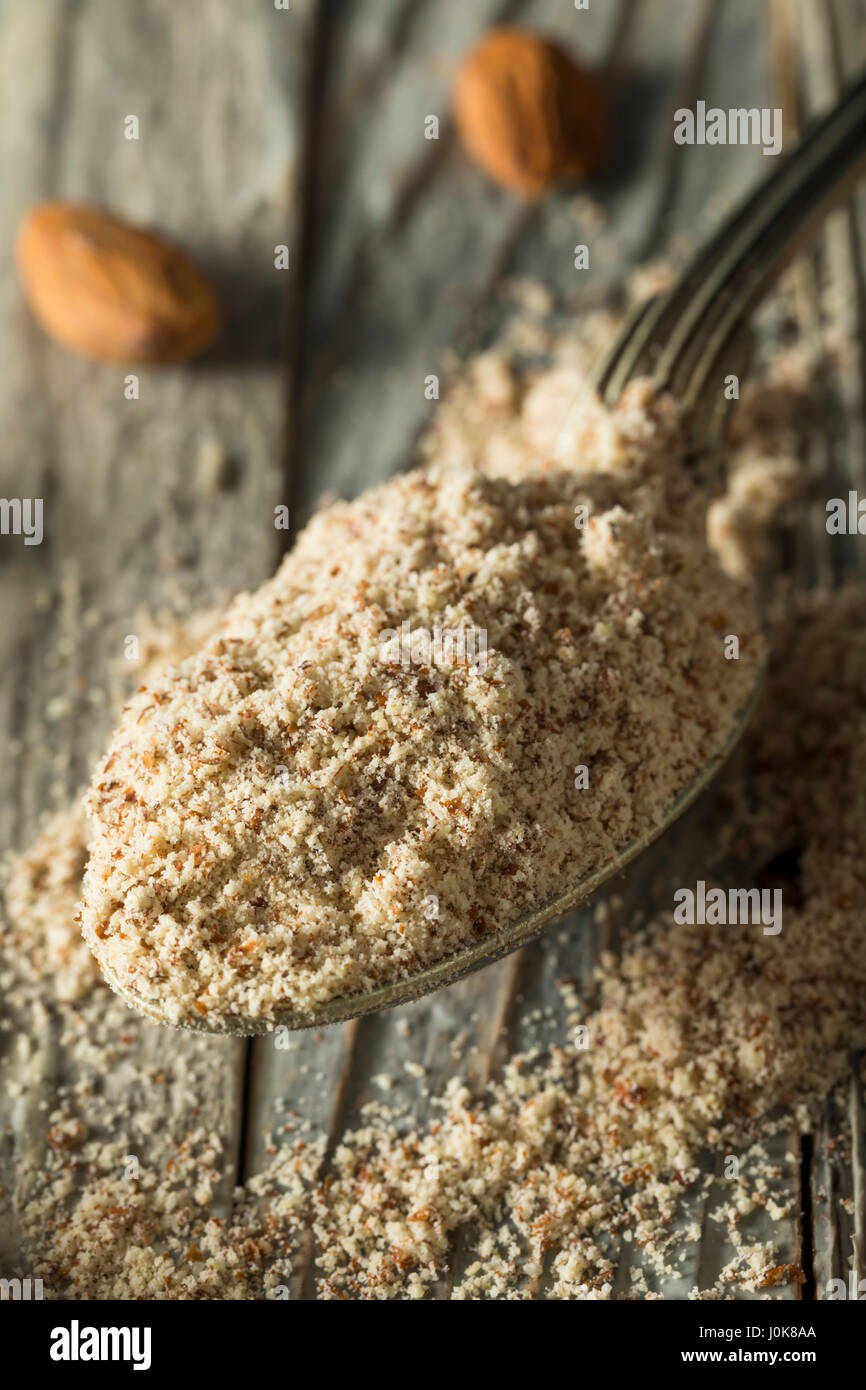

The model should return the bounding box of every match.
[2,282,859,1300]
[4,584,863,1299]
[310,584,866,1298]
[79,382,761,1026]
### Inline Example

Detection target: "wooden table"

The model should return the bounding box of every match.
[1,0,864,1299]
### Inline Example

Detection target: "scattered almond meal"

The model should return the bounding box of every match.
[310,598,866,1296]
[1,806,96,1004]
[5,585,864,1298]
[2,284,861,1299]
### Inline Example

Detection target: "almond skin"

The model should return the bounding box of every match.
[453,27,606,199]
[16,202,221,364]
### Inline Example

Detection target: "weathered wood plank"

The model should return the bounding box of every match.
[3,0,863,1301]
[248,0,632,1300]
[0,0,316,1288]
[249,0,814,1300]
[793,0,866,1296]
[288,0,623,518]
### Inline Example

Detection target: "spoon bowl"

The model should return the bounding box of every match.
[100,68,866,1035]
[102,677,762,1034]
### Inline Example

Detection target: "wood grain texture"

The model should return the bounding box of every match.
[1,0,864,1300]
[793,0,866,1297]
[0,0,316,1270]
[250,0,810,1300]
[289,0,623,519]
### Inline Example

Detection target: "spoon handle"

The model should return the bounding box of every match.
[593,68,866,436]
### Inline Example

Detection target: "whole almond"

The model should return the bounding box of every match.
[453,27,606,199]
[16,202,221,364]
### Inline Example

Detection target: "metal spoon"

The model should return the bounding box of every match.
[104,69,866,1034]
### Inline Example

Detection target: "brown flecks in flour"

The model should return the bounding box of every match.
[307,587,866,1297]
[79,382,762,1026]
[1,807,97,1004]
[1,290,861,1299]
[6,590,862,1299]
